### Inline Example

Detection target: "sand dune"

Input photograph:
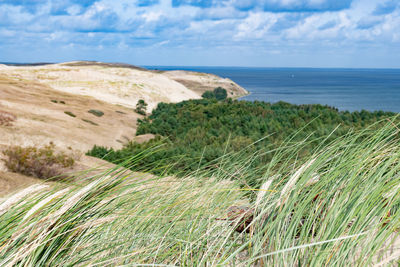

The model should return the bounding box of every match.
[0,61,247,195]
[163,70,248,98]
[3,61,247,111]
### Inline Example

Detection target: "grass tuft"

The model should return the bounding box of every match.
[82,118,99,126]
[64,111,76,118]
[88,109,104,117]
[1,120,400,265]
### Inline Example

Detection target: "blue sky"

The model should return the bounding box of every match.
[0,0,399,68]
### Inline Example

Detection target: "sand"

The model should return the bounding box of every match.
[0,61,248,196]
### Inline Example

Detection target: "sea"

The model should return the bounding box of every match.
[146,66,400,113]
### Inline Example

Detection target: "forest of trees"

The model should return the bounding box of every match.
[88,98,397,180]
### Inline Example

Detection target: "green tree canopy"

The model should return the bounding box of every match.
[135,99,148,115]
[201,87,227,101]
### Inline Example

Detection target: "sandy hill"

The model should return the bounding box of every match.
[3,61,247,110]
[163,70,247,98]
[0,61,248,196]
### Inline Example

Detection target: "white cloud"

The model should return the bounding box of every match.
[66,5,82,15]
[0,0,399,67]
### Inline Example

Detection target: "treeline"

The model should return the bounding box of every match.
[87,98,396,178]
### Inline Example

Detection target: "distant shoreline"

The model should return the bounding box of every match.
[149,66,400,113]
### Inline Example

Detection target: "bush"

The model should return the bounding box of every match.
[0,111,17,126]
[201,91,215,99]
[64,111,76,118]
[214,87,228,100]
[135,99,148,115]
[201,87,227,100]
[88,109,104,117]
[82,119,99,126]
[2,144,75,179]
[51,100,66,104]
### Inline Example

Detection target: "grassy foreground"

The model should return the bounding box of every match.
[2,121,400,266]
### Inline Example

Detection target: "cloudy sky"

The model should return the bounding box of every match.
[0,0,399,68]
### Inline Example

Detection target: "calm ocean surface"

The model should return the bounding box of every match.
[146,66,400,113]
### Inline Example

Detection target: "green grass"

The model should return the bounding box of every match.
[64,111,76,118]
[1,120,400,265]
[82,118,99,126]
[88,109,104,117]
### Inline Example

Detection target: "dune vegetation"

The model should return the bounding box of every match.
[1,120,400,265]
[87,98,397,187]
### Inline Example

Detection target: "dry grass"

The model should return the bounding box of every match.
[0,110,16,126]
[2,122,400,265]
[2,144,75,180]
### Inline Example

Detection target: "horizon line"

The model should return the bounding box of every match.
[2,61,400,70]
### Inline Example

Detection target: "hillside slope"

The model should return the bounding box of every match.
[2,61,247,110]
[0,61,247,195]
[162,70,247,98]
[0,74,139,152]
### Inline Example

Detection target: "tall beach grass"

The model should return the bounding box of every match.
[1,120,400,266]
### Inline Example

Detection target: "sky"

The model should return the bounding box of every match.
[0,0,399,68]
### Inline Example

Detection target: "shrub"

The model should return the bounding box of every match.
[51,100,66,104]
[88,109,104,117]
[135,99,148,115]
[0,110,17,126]
[64,111,76,118]
[214,87,228,100]
[82,118,99,126]
[2,144,75,179]
[201,91,215,99]
[201,87,227,100]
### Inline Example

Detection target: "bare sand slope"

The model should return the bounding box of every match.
[162,70,248,98]
[3,62,195,111]
[0,74,140,152]
[3,62,248,110]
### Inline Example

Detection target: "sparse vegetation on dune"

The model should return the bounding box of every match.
[88,109,104,117]
[2,144,75,180]
[2,122,400,265]
[64,111,76,118]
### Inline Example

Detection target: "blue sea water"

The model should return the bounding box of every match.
[146,66,400,113]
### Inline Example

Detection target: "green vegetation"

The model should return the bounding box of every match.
[82,118,99,126]
[135,99,148,115]
[2,124,400,265]
[2,143,75,179]
[202,87,228,100]
[64,111,76,118]
[88,109,104,117]
[88,99,396,184]
[51,100,66,104]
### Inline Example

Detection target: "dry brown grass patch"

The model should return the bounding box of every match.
[2,143,75,180]
[0,110,17,126]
